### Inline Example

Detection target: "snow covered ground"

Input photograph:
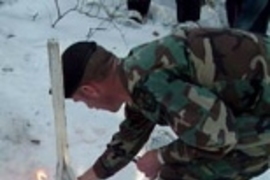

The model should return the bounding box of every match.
[0,0,269,180]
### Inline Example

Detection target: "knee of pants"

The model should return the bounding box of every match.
[159,164,201,180]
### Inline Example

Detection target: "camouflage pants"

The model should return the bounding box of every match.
[157,150,268,180]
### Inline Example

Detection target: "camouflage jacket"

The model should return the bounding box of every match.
[93,28,270,179]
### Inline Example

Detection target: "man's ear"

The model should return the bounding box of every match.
[80,84,99,98]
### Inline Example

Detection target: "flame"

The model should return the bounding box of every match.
[36,170,48,180]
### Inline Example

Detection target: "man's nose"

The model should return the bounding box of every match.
[72,96,80,102]
[73,99,78,102]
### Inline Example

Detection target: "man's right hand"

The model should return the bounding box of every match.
[78,168,99,180]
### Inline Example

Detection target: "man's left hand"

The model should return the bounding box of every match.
[136,150,162,180]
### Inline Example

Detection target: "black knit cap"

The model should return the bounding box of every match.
[62,41,97,98]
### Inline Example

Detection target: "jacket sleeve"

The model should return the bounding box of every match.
[131,67,238,164]
[93,105,155,179]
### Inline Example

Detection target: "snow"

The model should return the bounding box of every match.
[0,0,269,180]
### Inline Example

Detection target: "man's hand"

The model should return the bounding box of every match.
[136,150,162,180]
[78,168,99,180]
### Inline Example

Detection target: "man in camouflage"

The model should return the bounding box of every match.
[62,28,270,180]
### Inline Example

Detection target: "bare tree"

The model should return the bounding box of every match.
[51,0,128,45]
[51,0,79,28]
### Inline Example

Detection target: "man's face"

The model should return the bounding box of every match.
[72,85,123,112]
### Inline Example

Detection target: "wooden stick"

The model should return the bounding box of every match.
[47,39,76,180]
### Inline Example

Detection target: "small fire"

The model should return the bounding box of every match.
[36,170,48,180]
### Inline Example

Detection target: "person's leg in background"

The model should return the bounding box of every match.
[175,0,201,23]
[225,0,243,27]
[127,0,151,23]
[242,0,270,34]
[226,0,270,34]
